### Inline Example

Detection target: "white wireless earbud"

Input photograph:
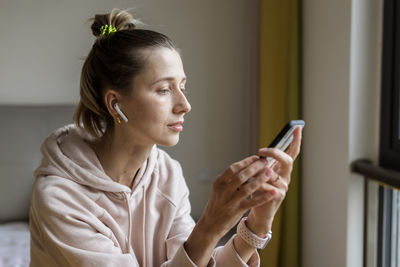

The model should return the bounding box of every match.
[114,103,129,122]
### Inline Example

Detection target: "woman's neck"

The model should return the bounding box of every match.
[91,128,153,188]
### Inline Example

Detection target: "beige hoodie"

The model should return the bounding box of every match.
[29,124,259,267]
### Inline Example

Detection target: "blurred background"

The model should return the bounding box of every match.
[1,0,397,267]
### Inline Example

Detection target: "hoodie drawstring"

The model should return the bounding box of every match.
[125,187,147,267]
[142,185,146,267]
[124,192,133,254]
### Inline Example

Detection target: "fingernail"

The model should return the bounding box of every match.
[259,148,268,153]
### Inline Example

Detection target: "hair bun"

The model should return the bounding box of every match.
[91,8,137,37]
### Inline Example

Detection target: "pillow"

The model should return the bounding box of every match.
[0,221,30,266]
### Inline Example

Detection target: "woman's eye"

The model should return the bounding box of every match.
[158,89,169,94]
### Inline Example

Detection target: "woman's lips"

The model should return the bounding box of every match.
[167,122,183,132]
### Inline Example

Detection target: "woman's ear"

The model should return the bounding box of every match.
[103,90,129,123]
[103,90,120,119]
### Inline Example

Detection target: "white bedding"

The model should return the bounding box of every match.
[0,222,30,267]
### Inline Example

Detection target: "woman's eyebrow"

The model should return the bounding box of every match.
[150,76,186,86]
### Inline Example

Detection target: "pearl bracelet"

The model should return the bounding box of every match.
[237,217,272,249]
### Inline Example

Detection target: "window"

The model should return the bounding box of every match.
[353,0,400,266]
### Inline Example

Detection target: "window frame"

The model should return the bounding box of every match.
[380,0,400,172]
[377,0,400,265]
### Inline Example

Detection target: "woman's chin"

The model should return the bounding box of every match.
[158,135,180,147]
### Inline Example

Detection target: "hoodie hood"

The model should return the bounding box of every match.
[34,124,158,194]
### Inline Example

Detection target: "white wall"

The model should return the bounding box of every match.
[0,0,259,219]
[302,0,382,266]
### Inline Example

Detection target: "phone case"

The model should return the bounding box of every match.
[266,120,305,167]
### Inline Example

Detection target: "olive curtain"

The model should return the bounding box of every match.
[258,0,301,267]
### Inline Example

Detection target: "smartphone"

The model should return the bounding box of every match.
[263,120,305,167]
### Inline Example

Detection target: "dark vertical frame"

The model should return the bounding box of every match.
[392,0,400,153]
[380,0,400,171]
[363,180,367,267]
[377,0,400,265]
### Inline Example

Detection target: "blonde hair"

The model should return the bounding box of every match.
[74,8,175,138]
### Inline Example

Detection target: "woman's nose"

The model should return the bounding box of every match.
[173,90,191,114]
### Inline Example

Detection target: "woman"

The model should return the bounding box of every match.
[29,8,302,267]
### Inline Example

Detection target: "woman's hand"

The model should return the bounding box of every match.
[185,155,273,266]
[184,127,302,266]
[246,126,303,236]
[197,156,275,239]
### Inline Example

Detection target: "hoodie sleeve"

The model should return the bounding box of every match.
[30,178,141,267]
[161,161,259,267]
[161,190,259,267]
[159,181,216,267]
[212,235,260,267]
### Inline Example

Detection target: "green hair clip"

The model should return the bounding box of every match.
[100,25,117,36]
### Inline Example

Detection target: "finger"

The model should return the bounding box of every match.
[249,183,287,207]
[216,155,259,184]
[232,179,288,209]
[269,161,279,174]
[264,166,275,181]
[271,162,281,176]
[285,126,303,160]
[229,158,268,190]
[268,175,289,192]
[238,189,275,211]
[258,148,293,178]
[270,165,293,185]
[231,172,268,201]
[252,178,286,194]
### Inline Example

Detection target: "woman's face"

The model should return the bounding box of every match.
[118,47,191,147]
